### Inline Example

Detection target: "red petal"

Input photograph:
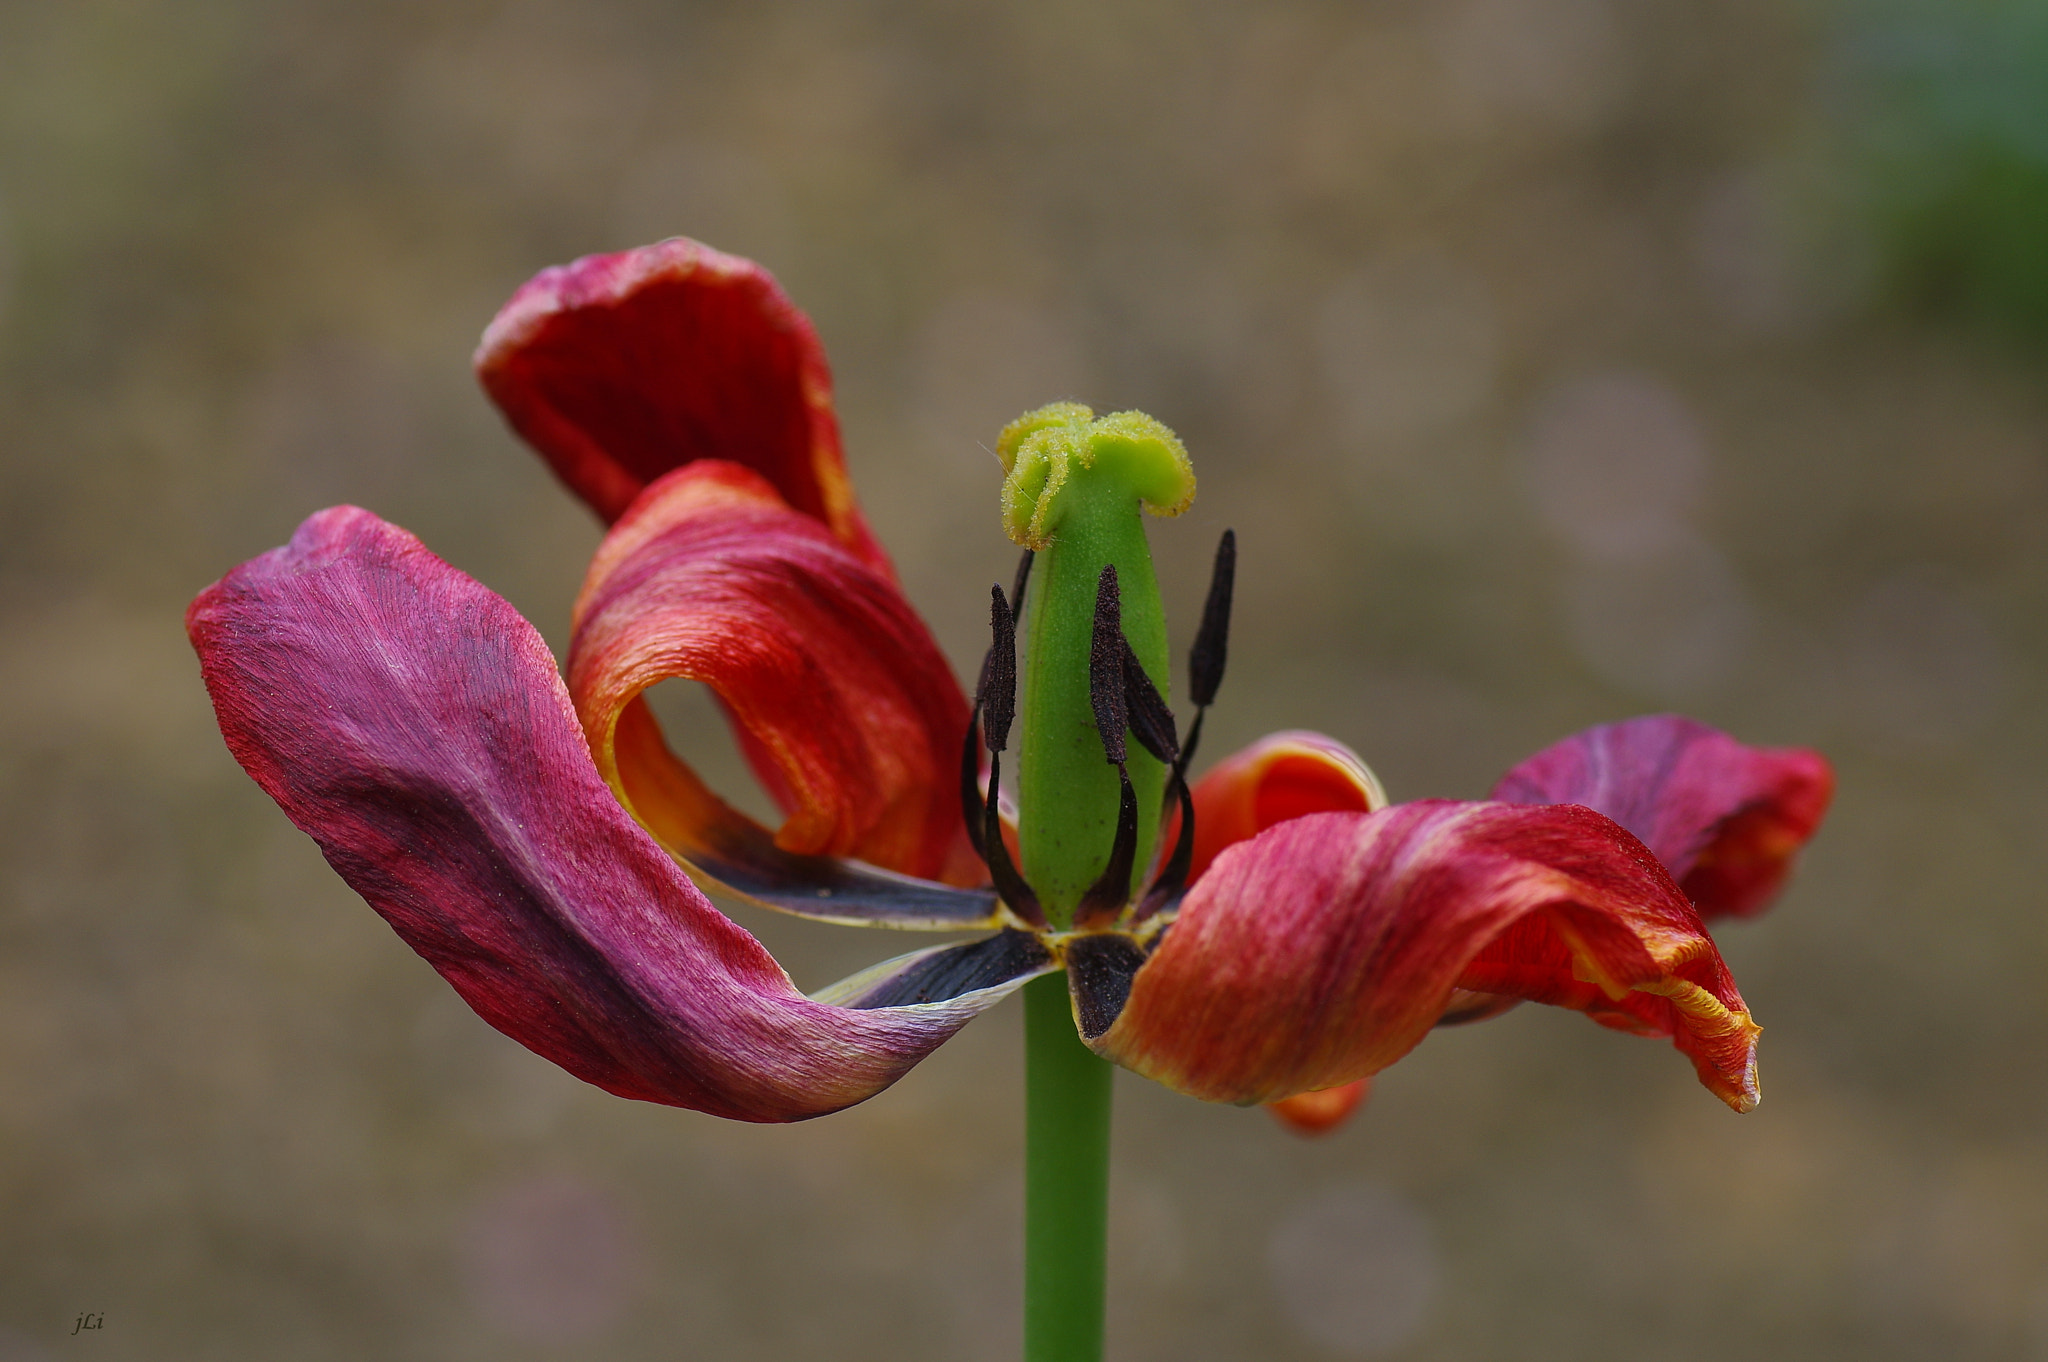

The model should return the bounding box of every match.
[569,461,979,885]
[1180,731,1387,883]
[1098,802,1760,1112]
[188,507,1012,1122]
[1491,715,1833,919]
[476,237,889,573]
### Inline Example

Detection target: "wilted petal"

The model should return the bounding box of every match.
[188,507,1019,1122]
[1491,715,1833,919]
[1266,1079,1371,1136]
[475,237,888,574]
[1176,732,1394,1135]
[570,461,979,886]
[1094,802,1760,1112]
[1181,730,1388,883]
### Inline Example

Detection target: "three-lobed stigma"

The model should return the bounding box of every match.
[997,404,1196,551]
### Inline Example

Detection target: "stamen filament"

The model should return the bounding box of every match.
[984,749,1043,927]
[1137,775,1196,920]
[1188,528,1235,708]
[1075,766,1139,929]
[1120,634,1178,768]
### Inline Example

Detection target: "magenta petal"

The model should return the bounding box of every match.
[1490,715,1834,920]
[187,507,1019,1122]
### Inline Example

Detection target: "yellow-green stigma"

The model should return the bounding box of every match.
[998,404,1195,551]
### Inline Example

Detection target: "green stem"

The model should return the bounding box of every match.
[1024,972,1112,1362]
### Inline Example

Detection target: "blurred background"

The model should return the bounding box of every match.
[4,0,2047,1358]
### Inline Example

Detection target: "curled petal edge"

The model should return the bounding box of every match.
[1094,802,1761,1113]
[476,236,889,574]
[1179,729,1388,885]
[187,505,1013,1123]
[569,461,980,887]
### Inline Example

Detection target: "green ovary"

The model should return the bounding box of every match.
[997,404,1195,927]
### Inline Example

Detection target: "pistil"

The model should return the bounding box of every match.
[996,404,1194,926]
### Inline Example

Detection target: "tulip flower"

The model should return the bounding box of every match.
[188,238,1831,1362]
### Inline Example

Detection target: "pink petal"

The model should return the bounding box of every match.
[476,237,889,574]
[1491,715,1833,919]
[188,507,1020,1122]
[569,461,980,886]
[1095,802,1760,1112]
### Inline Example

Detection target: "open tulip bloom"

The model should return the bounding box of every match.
[189,238,1832,1360]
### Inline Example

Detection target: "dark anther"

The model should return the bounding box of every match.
[985,585,1018,752]
[1176,528,1235,779]
[961,582,1042,925]
[961,582,1020,861]
[983,748,1044,926]
[1189,529,1235,707]
[1137,773,1195,920]
[1075,764,1139,928]
[1082,565,1184,924]
[1088,565,1128,765]
[1119,634,1178,768]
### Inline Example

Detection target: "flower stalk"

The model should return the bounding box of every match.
[1024,972,1114,1362]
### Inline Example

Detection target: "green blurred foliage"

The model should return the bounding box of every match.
[1836,0,2048,334]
